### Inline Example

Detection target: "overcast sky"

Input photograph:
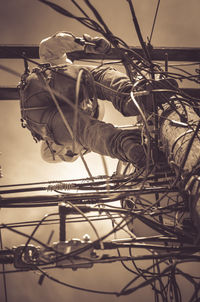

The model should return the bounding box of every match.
[0,1,200,302]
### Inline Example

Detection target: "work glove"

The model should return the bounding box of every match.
[83,34,111,54]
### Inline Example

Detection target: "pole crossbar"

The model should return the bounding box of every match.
[0,45,200,61]
[0,87,199,101]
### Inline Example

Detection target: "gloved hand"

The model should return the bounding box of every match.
[83,34,111,54]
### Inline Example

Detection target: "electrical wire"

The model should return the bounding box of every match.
[23,213,58,250]
[34,265,119,296]
[126,0,151,61]
[119,255,170,297]
[71,0,90,18]
[0,214,121,230]
[65,200,104,249]
[0,230,8,302]
[148,0,161,44]
[72,69,83,153]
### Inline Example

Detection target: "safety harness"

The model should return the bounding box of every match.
[19,62,98,161]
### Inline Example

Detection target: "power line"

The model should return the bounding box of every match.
[149,0,161,44]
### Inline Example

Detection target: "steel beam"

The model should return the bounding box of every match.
[0,45,200,61]
[0,87,199,101]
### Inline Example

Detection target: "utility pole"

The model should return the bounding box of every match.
[160,101,200,233]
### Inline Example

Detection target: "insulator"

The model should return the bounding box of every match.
[47,182,75,191]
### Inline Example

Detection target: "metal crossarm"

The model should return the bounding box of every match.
[1,45,200,61]
[0,86,200,101]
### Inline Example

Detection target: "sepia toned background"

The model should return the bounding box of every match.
[0,1,200,301]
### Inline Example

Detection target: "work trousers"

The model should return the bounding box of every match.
[20,64,146,167]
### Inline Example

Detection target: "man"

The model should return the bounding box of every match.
[19,32,177,168]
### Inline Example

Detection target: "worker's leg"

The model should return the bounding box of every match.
[50,106,146,168]
[91,65,178,116]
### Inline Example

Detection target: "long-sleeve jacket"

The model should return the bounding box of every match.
[19,32,145,166]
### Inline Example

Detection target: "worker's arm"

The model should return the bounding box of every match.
[39,31,111,65]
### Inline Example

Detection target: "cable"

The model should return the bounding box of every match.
[119,254,170,297]
[148,0,161,44]
[0,230,8,302]
[71,0,90,18]
[35,265,118,295]
[38,0,105,33]
[37,70,74,139]
[0,64,21,78]
[130,91,153,178]
[65,201,104,249]
[0,214,122,230]
[36,67,98,181]
[1,224,63,255]
[172,120,200,186]
[23,213,58,250]
[73,69,84,153]
[126,0,151,61]
[84,0,114,40]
